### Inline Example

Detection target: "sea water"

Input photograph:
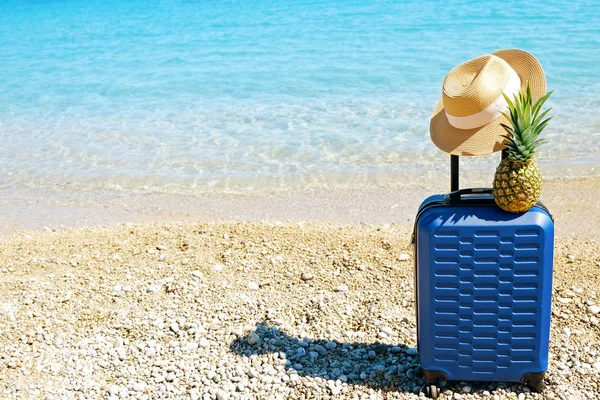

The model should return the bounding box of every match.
[1,0,599,195]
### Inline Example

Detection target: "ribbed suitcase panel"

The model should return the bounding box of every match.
[416,205,554,383]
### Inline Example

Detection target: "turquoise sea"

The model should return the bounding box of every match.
[1,0,599,194]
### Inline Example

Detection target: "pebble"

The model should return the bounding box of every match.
[212,264,224,272]
[216,390,229,400]
[557,297,572,304]
[108,385,120,395]
[380,327,394,336]
[572,286,583,294]
[373,344,387,354]
[406,348,418,356]
[462,386,471,393]
[146,284,159,293]
[248,282,259,290]
[184,342,199,351]
[335,285,349,292]
[398,253,410,261]
[132,382,146,392]
[50,362,61,374]
[314,344,327,355]
[587,305,600,314]
[170,323,180,333]
[325,341,337,350]
[301,272,314,281]
[247,332,261,345]
[199,338,210,348]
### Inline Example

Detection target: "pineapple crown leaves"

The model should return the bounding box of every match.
[499,82,554,162]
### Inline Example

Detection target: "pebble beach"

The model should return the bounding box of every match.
[1,217,599,399]
[2,0,600,399]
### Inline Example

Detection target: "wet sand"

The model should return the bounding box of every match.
[1,177,599,238]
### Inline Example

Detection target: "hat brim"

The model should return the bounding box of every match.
[430,49,547,156]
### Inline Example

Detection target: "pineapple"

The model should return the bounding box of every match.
[492,83,553,213]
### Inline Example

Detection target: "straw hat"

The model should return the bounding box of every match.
[430,49,546,156]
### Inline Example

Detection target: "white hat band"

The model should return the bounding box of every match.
[445,69,521,130]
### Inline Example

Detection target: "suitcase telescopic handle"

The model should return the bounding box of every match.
[448,188,494,203]
[449,150,508,202]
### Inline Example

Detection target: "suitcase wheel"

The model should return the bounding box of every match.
[426,384,439,399]
[525,378,546,392]
[422,370,446,399]
[521,372,546,393]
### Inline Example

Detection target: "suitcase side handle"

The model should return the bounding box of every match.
[450,149,508,192]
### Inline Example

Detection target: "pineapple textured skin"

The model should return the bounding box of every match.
[493,158,541,213]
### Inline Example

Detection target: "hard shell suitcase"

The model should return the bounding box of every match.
[413,155,554,399]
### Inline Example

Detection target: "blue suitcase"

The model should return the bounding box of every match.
[413,155,554,399]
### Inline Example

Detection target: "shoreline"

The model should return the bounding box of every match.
[1,176,599,237]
